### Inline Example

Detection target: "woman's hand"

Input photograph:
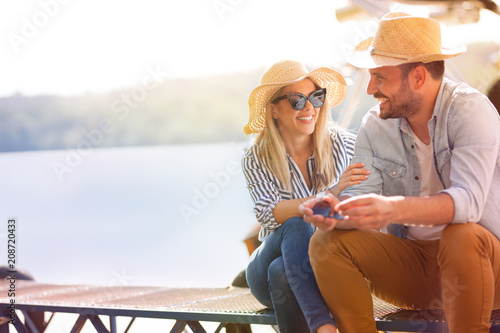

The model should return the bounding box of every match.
[330,162,370,197]
[298,193,342,231]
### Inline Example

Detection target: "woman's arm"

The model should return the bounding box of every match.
[329,162,370,197]
[273,196,314,224]
[242,147,283,230]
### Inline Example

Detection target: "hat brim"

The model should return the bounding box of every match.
[346,37,467,69]
[244,67,347,135]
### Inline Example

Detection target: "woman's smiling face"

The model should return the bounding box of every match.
[270,78,321,137]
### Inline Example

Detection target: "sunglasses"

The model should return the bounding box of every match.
[272,88,327,111]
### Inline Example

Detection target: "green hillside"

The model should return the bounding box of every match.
[0,69,263,152]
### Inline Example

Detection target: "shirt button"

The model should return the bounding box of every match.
[415,176,419,180]
[392,171,397,176]
[411,145,415,149]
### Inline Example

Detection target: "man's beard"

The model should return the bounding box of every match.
[375,79,423,120]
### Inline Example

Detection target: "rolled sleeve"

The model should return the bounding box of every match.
[439,93,500,223]
[252,192,281,230]
[242,149,282,231]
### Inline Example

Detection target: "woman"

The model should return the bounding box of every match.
[242,60,369,333]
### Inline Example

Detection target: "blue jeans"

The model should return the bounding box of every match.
[246,217,335,333]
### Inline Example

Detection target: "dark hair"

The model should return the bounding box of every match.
[399,61,445,81]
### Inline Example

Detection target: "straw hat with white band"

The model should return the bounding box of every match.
[346,12,467,69]
[244,60,347,135]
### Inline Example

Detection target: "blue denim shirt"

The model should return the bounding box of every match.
[342,78,500,239]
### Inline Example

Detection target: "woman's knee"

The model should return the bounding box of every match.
[282,216,311,232]
[279,217,315,246]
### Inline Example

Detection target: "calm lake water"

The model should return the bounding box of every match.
[1,142,258,288]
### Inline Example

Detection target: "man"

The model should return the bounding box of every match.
[299,12,500,333]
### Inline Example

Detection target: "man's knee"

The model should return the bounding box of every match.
[309,229,357,269]
[439,223,484,253]
[438,223,491,269]
[441,222,483,239]
[309,230,331,267]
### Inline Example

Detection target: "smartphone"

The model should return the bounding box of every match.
[312,200,343,220]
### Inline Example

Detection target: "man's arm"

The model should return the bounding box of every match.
[336,192,454,230]
[439,92,500,224]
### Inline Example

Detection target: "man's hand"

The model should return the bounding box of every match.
[336,193,396,230]
[299,193,343,231]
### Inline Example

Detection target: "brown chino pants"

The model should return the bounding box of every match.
[309,223,500,333]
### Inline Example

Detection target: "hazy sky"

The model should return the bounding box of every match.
[1,0,499,97]
[0,0,352,97]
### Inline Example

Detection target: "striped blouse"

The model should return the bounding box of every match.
[242,125,356,241]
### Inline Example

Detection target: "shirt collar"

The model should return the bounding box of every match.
[432,78,448,119]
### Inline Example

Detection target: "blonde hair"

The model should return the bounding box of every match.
[254,83,336,192]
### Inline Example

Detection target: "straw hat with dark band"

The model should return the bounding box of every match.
[244,60,347,135]
[346,12,467,69]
